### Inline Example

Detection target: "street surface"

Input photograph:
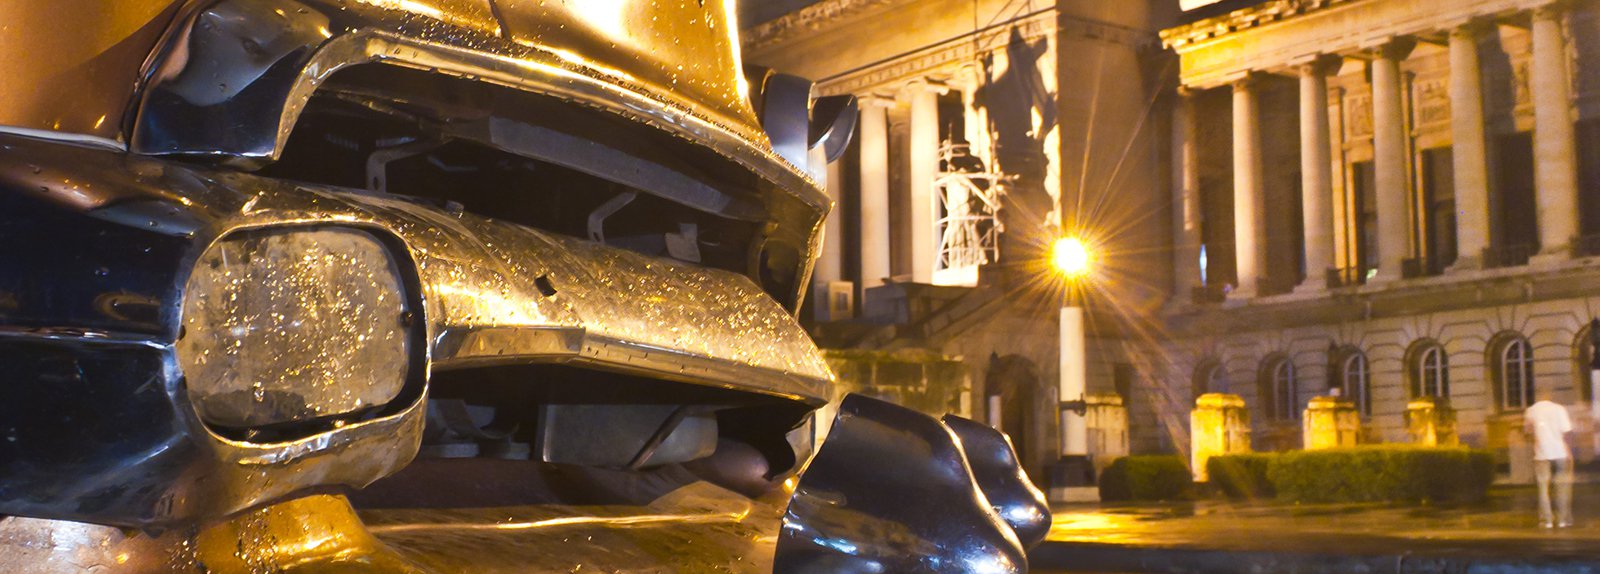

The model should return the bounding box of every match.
[1030,484,1600,573]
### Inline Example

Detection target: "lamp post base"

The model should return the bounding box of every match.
[1047,455,1097,503]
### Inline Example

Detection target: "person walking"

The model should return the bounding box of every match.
[1525,389,1574,528]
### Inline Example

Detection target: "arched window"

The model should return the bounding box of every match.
[1259,355,1298,421]
[1193,359,1226,400]
[1332,347,1372,417]
[1491,333,1535,411]
[1409,340,1450,399]
[1574,323,1597,404]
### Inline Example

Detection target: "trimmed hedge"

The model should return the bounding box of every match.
[1207,453,1276,500]
[1099,455,1195,502]
[1267,445,1493,504]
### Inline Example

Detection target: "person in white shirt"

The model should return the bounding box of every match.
[1524,388,1574,528]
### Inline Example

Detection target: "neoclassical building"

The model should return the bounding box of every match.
[744,0,1177,478]
[748,0,1600,483]
[1160,0,1600,469]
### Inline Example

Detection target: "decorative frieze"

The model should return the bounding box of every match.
[1413,76,1451,127]
[1346,93,1374,139]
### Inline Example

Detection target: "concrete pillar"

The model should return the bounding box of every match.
[1084,393,1129,479]
[1191,393,1251,482]
[1296,57,1341,292]
[1060,305,1087,457]
[903,80,945,283]
[1231,74,1266,299]
[1405,396,1459,446]
[1448,23,1492,271]
[1368,38,1416,284]
[1172,88,1202,303]
[1302,396,1360,449]
[1532,4,1581,261]
[858,96,893,288]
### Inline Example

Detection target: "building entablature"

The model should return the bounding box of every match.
[1162,261,1600,337]
[1162,0,1560,89]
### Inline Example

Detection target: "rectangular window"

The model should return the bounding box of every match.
[1351,161,1378,282]
[1420,148,1457,274]
[1494,132,1539,267]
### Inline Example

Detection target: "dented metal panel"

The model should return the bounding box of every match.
[0,132,827,527]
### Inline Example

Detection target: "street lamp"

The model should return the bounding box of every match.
[1051,236,1094,501]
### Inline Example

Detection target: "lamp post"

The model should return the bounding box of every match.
[1051,237,1094,500]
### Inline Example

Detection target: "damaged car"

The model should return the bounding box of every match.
[0,1,1048,572]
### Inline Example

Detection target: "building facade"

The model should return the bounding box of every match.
[744,0,1177,479]
[747,0,1600,483]
[1160,0,1600,469]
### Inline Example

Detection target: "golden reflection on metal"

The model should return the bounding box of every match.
[192,495,430,573]
[0,495,429,573]
[367,504,752,534]
[362,482,779,573]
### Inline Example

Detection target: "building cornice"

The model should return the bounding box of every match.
[1162,0,1558,89]
[814,8,1057,97]
[1160,0,1353,51]
[742,0,912,54]
[1164,262,1600,338]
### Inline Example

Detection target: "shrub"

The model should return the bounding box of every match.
[1207,453,1278,499]
[1099,455,1195,502]
[1267,445,1493,504]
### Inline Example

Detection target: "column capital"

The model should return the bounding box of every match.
[1227,72,1264,93]
[1534,0,1575,21]
[1446,17,1495,39]
[1291,54,1344,78]
[857,94,896,109]
[1361,36,1417,61]
[897,78,950,100]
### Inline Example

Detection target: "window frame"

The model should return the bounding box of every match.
[1415,343,1450,399]
[1338,349,1372,417]
[1496,335,1536,412]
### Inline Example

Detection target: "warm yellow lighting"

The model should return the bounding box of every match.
[1052,237,1093,279]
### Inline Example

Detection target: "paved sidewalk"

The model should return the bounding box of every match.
[1031,485,1600,573]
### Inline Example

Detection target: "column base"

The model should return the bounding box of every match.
[1047,455,1098,503]
[1530,247,1572,267]
[1444,255,1485,274]
[1291,280,1326,295]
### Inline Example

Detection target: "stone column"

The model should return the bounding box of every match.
[1296,57,1341,292]
[1448,22,1493,271]
[904,80,946,283]
[1173,88,1203,303]
[858,96,893,288]
[1368,38,1416,284]
[815,147,844,288]
[1231,74,1266,299]
[1532,4,1581,262]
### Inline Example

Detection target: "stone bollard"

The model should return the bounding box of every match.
[1406,396,1458,446]
[1191,393,1251,482]
[1302,396,1360,450]
[1085,393,1129,479]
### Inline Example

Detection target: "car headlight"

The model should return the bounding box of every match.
[176,226,416,431]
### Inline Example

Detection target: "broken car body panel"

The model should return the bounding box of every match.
[0,133,829,526]
[0,1,1050,572]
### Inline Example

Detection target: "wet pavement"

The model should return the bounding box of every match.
[1031,484,1600,573]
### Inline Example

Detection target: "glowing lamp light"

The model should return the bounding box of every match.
[1052,236,1093,279]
